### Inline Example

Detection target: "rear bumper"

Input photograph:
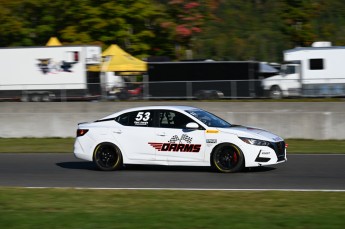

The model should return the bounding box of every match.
[73,138,93,161]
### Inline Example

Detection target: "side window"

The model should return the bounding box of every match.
[115,113,129,126]
[158,110,194,129]
[286,65,296,74]
[115,110,154,127]
[309,59,324,70]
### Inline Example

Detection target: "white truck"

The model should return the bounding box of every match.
[262,42,345,98]
[0,45,101,101]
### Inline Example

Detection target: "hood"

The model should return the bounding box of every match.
[219,125,283,142]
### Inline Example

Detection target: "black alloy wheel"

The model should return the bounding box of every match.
[212,144,244,173]
[93,143,123,171]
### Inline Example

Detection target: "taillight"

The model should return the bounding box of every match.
[77,129,89,137]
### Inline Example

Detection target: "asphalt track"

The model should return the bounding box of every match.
[0,153,344,190]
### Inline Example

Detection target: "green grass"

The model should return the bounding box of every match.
[285,139,345,154]
[0,138,344,154]
[0,138,75,153]
[0,188,344,229]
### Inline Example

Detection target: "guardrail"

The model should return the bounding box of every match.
[1,102,344,139]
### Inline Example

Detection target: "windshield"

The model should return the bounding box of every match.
[186,109,231,128]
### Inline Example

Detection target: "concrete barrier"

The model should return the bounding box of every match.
[0,102,344,139]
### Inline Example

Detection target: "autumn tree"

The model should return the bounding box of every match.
[2,0,345,62]
[159,0,220,59]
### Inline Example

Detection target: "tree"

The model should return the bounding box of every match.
[159,0,220,59]
[312,0,345,45]
[2,0,345,62]
[191,0,288,62]
[0,0,172,58]
[280,0,323,47]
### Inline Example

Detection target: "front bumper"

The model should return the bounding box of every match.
[244,141,287,167]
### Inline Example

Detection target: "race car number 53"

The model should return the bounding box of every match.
[135,112,150,121]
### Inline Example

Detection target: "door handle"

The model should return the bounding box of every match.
[157,132,166,136]
[113,130,122,134]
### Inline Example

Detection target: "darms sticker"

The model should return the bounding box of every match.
[149,143,201,152]
[149,134,201,152]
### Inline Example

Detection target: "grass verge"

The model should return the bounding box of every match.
[0,188,344,229]
[0,138,345,154]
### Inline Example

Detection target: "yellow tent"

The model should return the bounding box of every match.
[46,37,62,46]
[88,44,147,72]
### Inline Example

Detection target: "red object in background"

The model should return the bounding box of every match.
[127,85,143,96]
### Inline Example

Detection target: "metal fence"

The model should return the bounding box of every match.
[143,80,263,99]
[1,78,345,101]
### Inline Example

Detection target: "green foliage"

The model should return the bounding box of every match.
[0,0,171,58]
[1,0,345,61]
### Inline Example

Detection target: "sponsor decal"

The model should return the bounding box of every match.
[206,139,217,143]
[148,134,201,153]
[260,151,270,155]
[37,52,79,74]
[255,150,271,163]
[149,143,201,152]
[206,129,219,134]
[169,134,192,144]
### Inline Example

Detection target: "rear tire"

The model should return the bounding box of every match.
[212,143,244,173]
[93,143,123,171]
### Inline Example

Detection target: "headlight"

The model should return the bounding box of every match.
[239,137,270,146]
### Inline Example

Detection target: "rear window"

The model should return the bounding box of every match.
[115,110,154,127]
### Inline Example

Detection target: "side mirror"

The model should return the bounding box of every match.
[186,122,199,129]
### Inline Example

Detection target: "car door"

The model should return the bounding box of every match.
[152,110,206,163]
[113,110,156,161]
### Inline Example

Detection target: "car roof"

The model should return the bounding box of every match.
[101,105,201,119]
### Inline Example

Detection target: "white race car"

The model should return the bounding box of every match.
[74,106,287,173]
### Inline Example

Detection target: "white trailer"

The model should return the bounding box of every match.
[0,45,101,101]
[262,42,345,98]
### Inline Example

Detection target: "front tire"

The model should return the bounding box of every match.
[93,143,123,171]
[269,85,283,99]
[212,144,244,173]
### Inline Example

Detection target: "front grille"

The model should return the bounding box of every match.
[269,141,286,161]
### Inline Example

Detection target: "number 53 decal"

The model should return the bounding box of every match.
[135,112,150,121]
